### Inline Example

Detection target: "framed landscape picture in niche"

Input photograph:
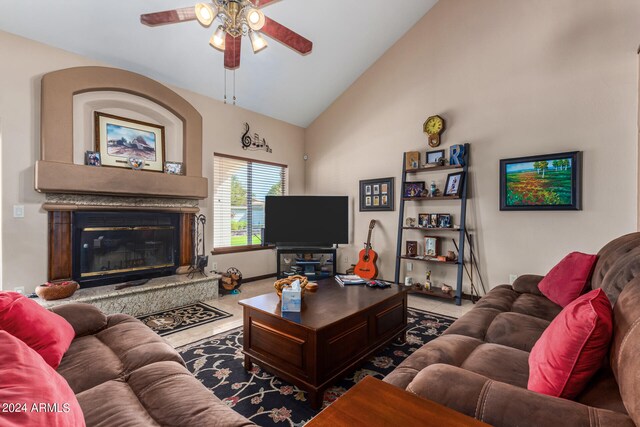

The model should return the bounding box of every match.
[500,151,582,211]
[359,177,395,211]
[95,112,165,172]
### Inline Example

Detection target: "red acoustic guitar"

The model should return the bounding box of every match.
[354,220,378,279]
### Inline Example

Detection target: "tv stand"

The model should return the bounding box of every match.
[276,247,337,280]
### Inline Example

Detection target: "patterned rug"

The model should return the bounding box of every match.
[137,302,232,336]
[177,308,455,426]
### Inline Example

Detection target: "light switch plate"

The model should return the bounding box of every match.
[13,205,25,218]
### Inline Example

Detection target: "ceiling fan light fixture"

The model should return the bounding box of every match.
[195,3,217,26]
[210,26,226,51]
[246,8,265,31]
[249,31,268,53]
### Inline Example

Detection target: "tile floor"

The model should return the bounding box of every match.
[163,278,475,348]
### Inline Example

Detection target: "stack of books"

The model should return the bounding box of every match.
[334,274,366,286]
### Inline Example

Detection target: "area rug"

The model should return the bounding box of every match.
[177,308,455,426]
[137,302,232,336]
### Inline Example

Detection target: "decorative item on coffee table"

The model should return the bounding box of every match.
[274,275,309,298]
[36,280,79,300]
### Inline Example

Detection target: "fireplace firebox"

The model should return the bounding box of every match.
[73,212,180,287]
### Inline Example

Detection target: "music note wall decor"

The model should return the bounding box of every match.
[241,123,273,153]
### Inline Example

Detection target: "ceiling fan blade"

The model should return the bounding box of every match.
[249,0,281,7]
[261,17,312,55]
[224,34,242,70]
[140,7,196,26]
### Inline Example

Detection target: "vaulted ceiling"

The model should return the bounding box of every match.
[0,0,437,127]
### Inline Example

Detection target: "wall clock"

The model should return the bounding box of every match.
[423,115,446,148]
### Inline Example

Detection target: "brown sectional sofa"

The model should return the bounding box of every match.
[385,232,640,427]
[51,303,254,426]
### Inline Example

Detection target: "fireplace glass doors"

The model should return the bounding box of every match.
[73,212,180,287]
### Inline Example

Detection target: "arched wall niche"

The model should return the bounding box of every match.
[35,66,207,199]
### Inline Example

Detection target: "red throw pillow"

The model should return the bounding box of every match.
[538,252,598,307]
[528,288,613,399]
[0,331,85,426]
[0,292,75,369]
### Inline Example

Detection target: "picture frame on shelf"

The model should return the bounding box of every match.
[418,213,429,228]
[95,112,165,172]
[405,217,416,227]
[85,151,101,167]
[499,151,582,211]
[359,177,395,211]
[424,237,438,257]
[444,171,465,197]
[426,149,445,165]
[164,161,184,175]
[406,241,418,257]
[438,214,452,228]
[403,181,425,198]
[405,151,420,170]
[429,213,439,228]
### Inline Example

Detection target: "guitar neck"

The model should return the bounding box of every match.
[364,223,374,256]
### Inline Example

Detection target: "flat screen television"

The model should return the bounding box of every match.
[264,196,349,247]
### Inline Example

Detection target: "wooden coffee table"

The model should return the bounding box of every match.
[239,278,407,409]
[306,376,490,426]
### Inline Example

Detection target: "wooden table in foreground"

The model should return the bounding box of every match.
[238,278,407,409]
[306,376,490,427]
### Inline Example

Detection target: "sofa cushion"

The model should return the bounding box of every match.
[484,312,550,352]
[0,331,85,427]
[76,361,254,427]
[528,288,613,399]
[58,314,184,394]
[0,292,75,369]
[538,252,598,307]
[385,333,529,391]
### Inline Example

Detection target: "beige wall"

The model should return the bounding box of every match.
[305,0,640,293]
[0,31,305,293]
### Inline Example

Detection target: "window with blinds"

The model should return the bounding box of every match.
[213,153,288,250]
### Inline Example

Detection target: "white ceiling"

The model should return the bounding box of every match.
[0,0,437,127]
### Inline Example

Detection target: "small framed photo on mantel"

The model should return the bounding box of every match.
[360,177,395,211]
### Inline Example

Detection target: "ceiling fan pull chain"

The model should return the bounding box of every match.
[233,69,237,105]
[224,69,227,104]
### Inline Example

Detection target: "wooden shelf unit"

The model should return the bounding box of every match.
[395,143,470,306]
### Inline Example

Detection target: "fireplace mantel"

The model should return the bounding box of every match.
[35,66,208,200]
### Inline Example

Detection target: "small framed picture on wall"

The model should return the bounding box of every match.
[359,177,395,211]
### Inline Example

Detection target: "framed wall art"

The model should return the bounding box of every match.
[360,177,395,211]
[500,151,582,211]
[95,112,165,172]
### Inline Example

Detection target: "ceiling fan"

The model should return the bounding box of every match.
[140,0,313,70]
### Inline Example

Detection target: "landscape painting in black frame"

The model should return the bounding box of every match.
[499,151,582,211]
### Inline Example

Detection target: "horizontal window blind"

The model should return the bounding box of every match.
[213,154,288,249]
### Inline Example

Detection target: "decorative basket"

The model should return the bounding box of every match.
[36,281,80,301]
[274,275,309,298]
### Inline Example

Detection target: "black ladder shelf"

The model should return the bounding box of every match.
[394,143,470,306]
